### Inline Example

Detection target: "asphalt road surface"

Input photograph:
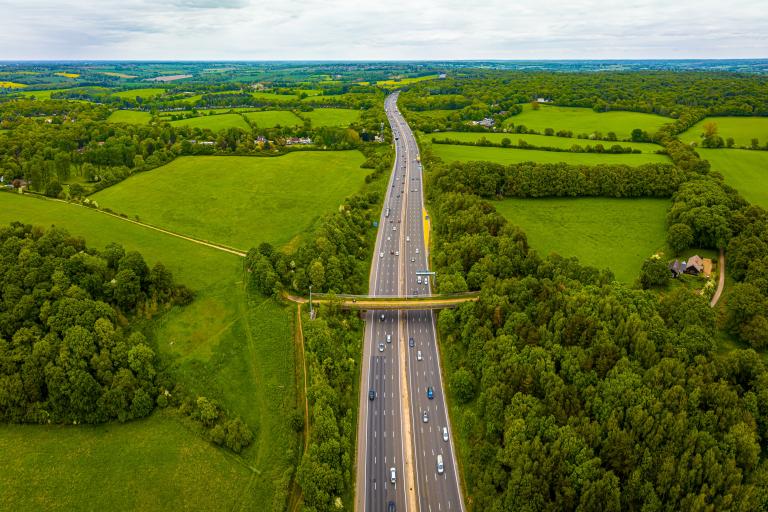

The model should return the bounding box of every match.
[356,93,464,512]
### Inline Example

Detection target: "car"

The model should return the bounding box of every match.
[390,467,396,483]
[393,226,397,231]
[406,236,410,242]
[380,313,385,321]
[388,501,396,512]
[443,427,449,441]
[380,252,384,258]
[411,257,415,262]
[422,410,429,423]
[417,276,422,284]
[437,455,444,474]
[395,251,399,256]
[409,337,414,347]
[427,387,434,399]
[386,334,392,343]
[387,236,391,241]
[378,343,385,352]
[390,249,394,255]
[424,276,429,286]
[369,389,376,401]
[415,248,419,254]
[417,350,423,361]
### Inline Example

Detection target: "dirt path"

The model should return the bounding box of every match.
[710,248,726,307]
[39,194,247,257]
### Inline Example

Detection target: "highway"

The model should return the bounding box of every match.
[356,92,464,512]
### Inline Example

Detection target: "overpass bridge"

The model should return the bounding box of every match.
[283,292,479,310]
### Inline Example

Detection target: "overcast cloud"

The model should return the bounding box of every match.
[0,0,766,60]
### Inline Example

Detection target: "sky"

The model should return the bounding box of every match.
[1,0,767,60]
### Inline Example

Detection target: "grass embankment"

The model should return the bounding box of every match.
[680,117,768,147]
[494,197,670,283]
[91,152,369,249]
[0,191,303,510]
[503,103,670,139]
[107,110,152,124]
[426,131,664,153]
[698,148,768,208]
[430,143,671,166]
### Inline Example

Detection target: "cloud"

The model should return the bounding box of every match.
[0,0,766,60]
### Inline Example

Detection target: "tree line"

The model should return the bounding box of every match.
[431,135,645,154]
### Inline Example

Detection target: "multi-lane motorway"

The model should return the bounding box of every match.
[355,92,464,512]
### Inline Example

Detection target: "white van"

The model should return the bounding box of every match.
[437,455,444,474]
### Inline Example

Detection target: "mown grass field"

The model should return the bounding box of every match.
[494,197,670,282]
[502,104,670,139]
[169,113,251,131]
[425,131,665,153]
[243,110,303,127]
[0,192,301,510]
[112,88,166,99]
[107,110,151,124]
[698,148,768,208]
[429,143,671,166]
[303,107,360,127]
[679,117,768,147]
[91,151,368,250]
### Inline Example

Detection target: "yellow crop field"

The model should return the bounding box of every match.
[55,72,80,78]
[0,81,28,88]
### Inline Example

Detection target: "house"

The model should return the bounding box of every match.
[703,258,713,278]
[438,73,447,79]
[685,255,704,275]
[471,117,495,128]
[669,259,683,278]
[285,137,312,145]
[536,97,552,103]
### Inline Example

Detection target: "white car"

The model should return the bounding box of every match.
[411,257,415,262]
[386,334,392,343]
[390,467,396,483]
[406,236,410,242]
[395,251,399,256]
[417,350,423,361]
[378,343,385,352]
[380,252,384,258]
[443,427,449,442]
[393,226,396,231]
[415,248,419,254]
[422,410,429,423]
[437,455,444,474]
[387,236,391,241]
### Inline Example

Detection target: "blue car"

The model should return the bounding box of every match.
[427,387,434,399]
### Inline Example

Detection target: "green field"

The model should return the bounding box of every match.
[304,108,360,127]
[430,143,671,166]
[251,91,298,101]
[107,110,151,124]
[426,131,664,153]
[17,88,75,100]
[0,413,255,511]
[494,197,670,282]
[679,117,768,147]
[243,110,303,127]
[112,88,166,99]
[698,148,768,208]
[502,104,670,139]
[91,151,368,249]
[0,192,301,510]
[169,113,251,131]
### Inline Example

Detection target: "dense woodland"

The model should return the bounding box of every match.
[0,222,189,424]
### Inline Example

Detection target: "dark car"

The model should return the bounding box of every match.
[369,389,376,401]
[427,387,434,399]
[388,501,396,512]
[409,337,415,348]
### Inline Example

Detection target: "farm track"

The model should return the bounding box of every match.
[710,248,726,307]
[39,194,248,256]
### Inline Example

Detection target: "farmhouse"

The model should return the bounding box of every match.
[285,137,312,145]
[537,98,552,103]
[685,255,704,275]
[669,259,683,278]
